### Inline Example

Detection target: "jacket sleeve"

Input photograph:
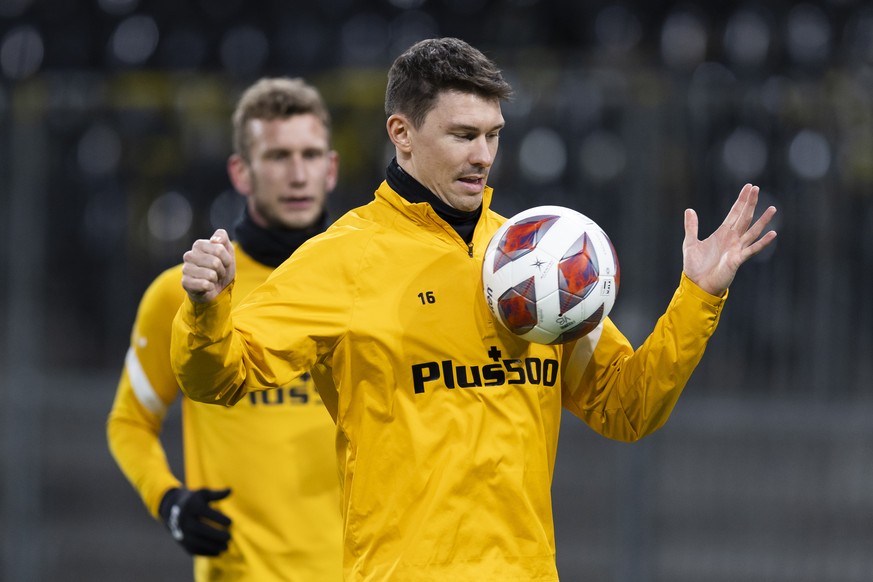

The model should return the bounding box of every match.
[170,281,250,406]
[106,268,185,518]
[170,234,352,407]
[561,273,726,442]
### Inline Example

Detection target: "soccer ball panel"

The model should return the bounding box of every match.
[497,276,538,334]
[555,302,605,344]
[482,206,620,345]
[491,215,560,272]
[558,232,599,311]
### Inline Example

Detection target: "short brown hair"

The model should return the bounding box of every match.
[385,37,513,128]
[232,77,331,161]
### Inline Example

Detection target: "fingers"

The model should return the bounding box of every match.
[740,204,777,246]
[720,183,754,229]
[720,183,756,230]
[199,488,233,527]
[181,229,235,301]
[201,507,233,528]
[184,488,232,554]
[202,487,232,502]
[683,208,699,246]
[209,229,234,254]
[185,517,231,542]
[185,242,228,277]
[737,184,760,231]
[742,206,778,258]
[732,184,777,260]
[182,519,231,556]
[194,230,233,272]
[184,536,229,557]
[695,183,761,238]
[744,229,778,258]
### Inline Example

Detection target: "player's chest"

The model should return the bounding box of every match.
[352,244,490,341]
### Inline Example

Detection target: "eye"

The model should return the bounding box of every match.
[265,150,289,160]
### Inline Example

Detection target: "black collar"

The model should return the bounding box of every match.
[233,206,330,268]
[385,158,481,244]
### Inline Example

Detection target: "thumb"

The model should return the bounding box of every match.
[210,229,234,254]
[683,208,699,247]
[202,488,232,502]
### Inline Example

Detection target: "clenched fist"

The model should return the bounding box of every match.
[181,229,236,303]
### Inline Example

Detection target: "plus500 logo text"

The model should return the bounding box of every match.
[411,355,559,394]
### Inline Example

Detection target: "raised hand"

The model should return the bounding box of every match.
[181,229,236,303]
[682,183,777,296]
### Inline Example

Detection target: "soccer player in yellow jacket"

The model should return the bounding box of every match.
[170,39,778,581]
[107,77,343,581]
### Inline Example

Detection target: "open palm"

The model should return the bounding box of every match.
[682,184,778,296]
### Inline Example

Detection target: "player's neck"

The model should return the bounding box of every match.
[233,206,329,268]
[386,158,480,243]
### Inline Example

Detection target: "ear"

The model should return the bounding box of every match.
[386,114,413,154]
[227,154,252,196]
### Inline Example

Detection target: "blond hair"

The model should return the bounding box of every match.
[232,77,331,161]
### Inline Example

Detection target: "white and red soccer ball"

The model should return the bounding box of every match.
[482,206,620,345]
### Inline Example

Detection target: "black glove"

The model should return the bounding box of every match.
[158,487,232,556]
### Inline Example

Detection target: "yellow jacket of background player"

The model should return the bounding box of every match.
[108,244,343,581]
[171,181,726,581]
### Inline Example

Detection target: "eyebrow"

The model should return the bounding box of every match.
[448,122,506,133]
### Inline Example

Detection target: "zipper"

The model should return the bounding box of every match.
[467,242,474,257]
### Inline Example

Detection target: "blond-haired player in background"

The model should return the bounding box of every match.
[107,77,342,581]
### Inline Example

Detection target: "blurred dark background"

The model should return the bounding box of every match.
[2,0,872,580]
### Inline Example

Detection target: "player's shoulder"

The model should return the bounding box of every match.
[302,205,384,253]
[329,200,386,233]
[139,263,186,310]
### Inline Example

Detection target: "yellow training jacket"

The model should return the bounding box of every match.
[171,182,725,581]
[108,244,343,581]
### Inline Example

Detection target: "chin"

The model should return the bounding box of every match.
[282,219,313,231]
[455,196,483,212]
[266,216,303,231]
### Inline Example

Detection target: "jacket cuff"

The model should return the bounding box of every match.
[181,281,235,338]
[679,272,728,305]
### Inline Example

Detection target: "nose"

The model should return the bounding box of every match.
[469,136,494,168]
[287,154,307,185]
